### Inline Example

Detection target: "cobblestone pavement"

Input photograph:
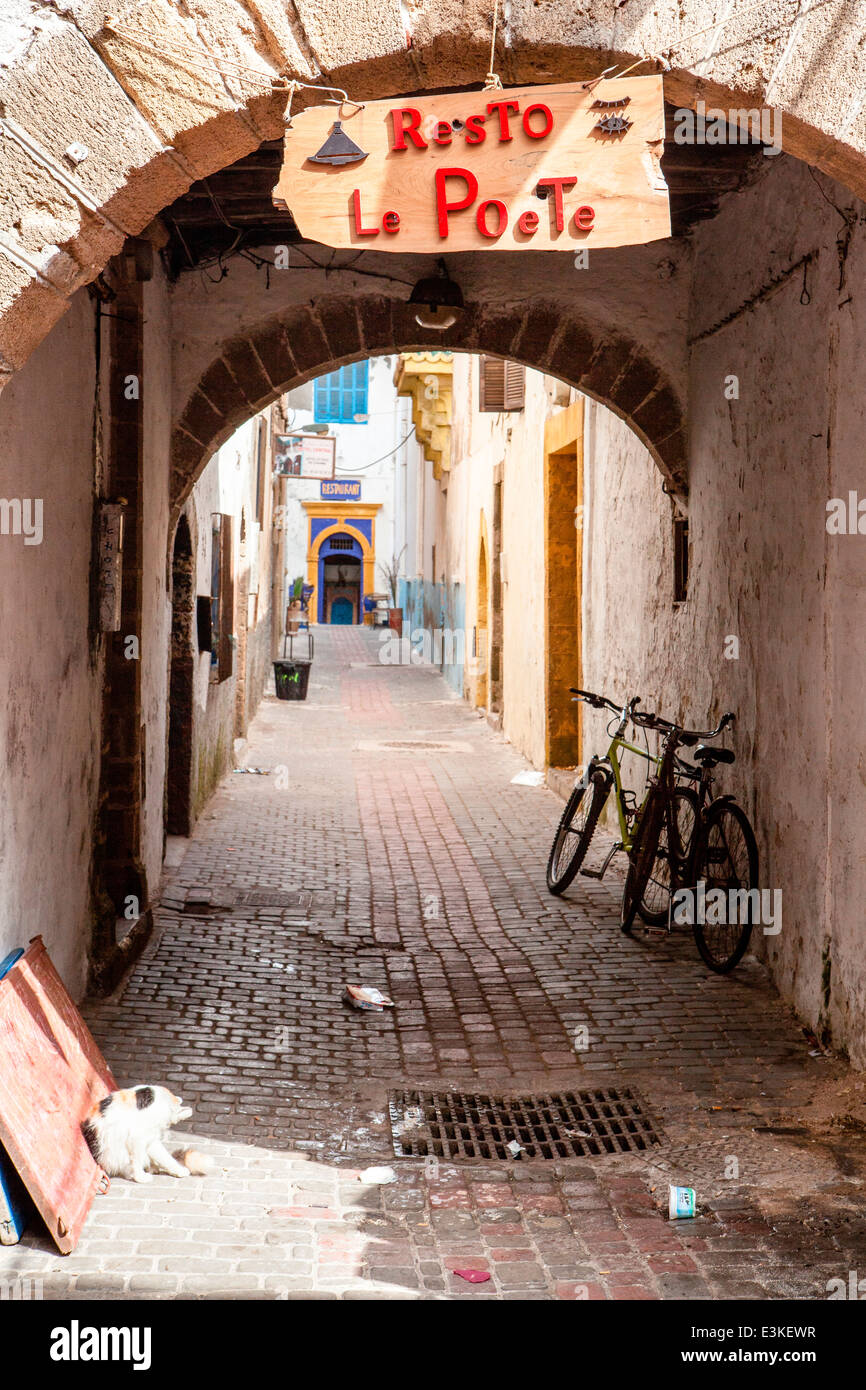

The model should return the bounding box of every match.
[6,625,866,1301]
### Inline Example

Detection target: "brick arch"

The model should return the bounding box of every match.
[3,3,866,386]
[171,292,687,522]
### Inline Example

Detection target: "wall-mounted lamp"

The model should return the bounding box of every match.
[408,261,464,331]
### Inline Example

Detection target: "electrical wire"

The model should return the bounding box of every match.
[333,424,417,473]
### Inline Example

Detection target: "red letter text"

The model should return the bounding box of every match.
[390,107,427,151]
[434,167,479,237]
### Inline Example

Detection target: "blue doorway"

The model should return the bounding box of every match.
[318,532,363,623]
[330,597,354,625]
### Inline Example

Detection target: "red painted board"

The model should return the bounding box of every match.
[0,936,116,1254]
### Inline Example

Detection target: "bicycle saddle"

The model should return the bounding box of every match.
[692,743,735,766]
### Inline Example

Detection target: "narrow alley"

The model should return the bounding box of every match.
[6,6,866,1337]
[6,627,866,1301]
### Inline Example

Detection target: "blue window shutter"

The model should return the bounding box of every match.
[314,375,330,422]
[314,363,369,423]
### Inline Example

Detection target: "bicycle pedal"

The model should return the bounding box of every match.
[580,842,622,881]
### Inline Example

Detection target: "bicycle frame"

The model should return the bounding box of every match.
[585,706,661,855]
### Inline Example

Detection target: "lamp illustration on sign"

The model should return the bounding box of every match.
[307,121,368,166]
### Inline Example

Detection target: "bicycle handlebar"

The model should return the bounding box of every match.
[568,687,735,743]
[633,709,735,744]
[568,687,635,717]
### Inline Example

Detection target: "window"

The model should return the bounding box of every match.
[329,536,355,551]
[314,362,369,423]
[210,514,235,681]
[673,516,689,603]
[479,356,525,412]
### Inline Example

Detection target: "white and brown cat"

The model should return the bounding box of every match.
[83,1085,212,1183]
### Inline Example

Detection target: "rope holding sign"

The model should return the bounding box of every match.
[484,0,503,90]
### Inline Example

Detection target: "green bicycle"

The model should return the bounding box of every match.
[546,689,694,924]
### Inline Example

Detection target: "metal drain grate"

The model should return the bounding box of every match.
[389,1088,661,1160]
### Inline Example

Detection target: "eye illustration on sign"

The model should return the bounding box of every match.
[275,78,669,254]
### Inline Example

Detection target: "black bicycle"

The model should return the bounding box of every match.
[621,710,759,973]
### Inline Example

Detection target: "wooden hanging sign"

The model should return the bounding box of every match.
[274,78,670,253]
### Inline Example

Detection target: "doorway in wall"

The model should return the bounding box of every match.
[166,516,194,835]
[475,529,490,708]
[321,540,362,623]
[330,596,355,624]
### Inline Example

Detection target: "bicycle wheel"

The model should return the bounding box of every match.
[621,782,665,933]
[546,772,609,894]
[638,787,700,925]
[692,800,759,973]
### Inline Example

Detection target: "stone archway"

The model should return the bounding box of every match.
[170,291,690,520]
[3,3,866,389]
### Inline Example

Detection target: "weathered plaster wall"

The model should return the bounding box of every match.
[0,290,100,993]
[433,356,555,767]
[141,266,173,898]
[184,412,275,820]
[582,150,866,1064]
[497,369,552,768]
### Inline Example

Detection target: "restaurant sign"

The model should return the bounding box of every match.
[274,78,669,253]
[321,479,361,499]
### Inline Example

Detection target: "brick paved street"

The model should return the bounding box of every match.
[6,625,866,1301]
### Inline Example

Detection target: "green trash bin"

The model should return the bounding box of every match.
[273,632,314,701]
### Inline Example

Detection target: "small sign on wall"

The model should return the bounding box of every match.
[321,479,361,499]
[96,502,124,632]
[276,433,336,479]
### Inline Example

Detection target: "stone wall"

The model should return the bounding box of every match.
[0,290,100,993]
[581,149,866,1065]
[183,412,276,823]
